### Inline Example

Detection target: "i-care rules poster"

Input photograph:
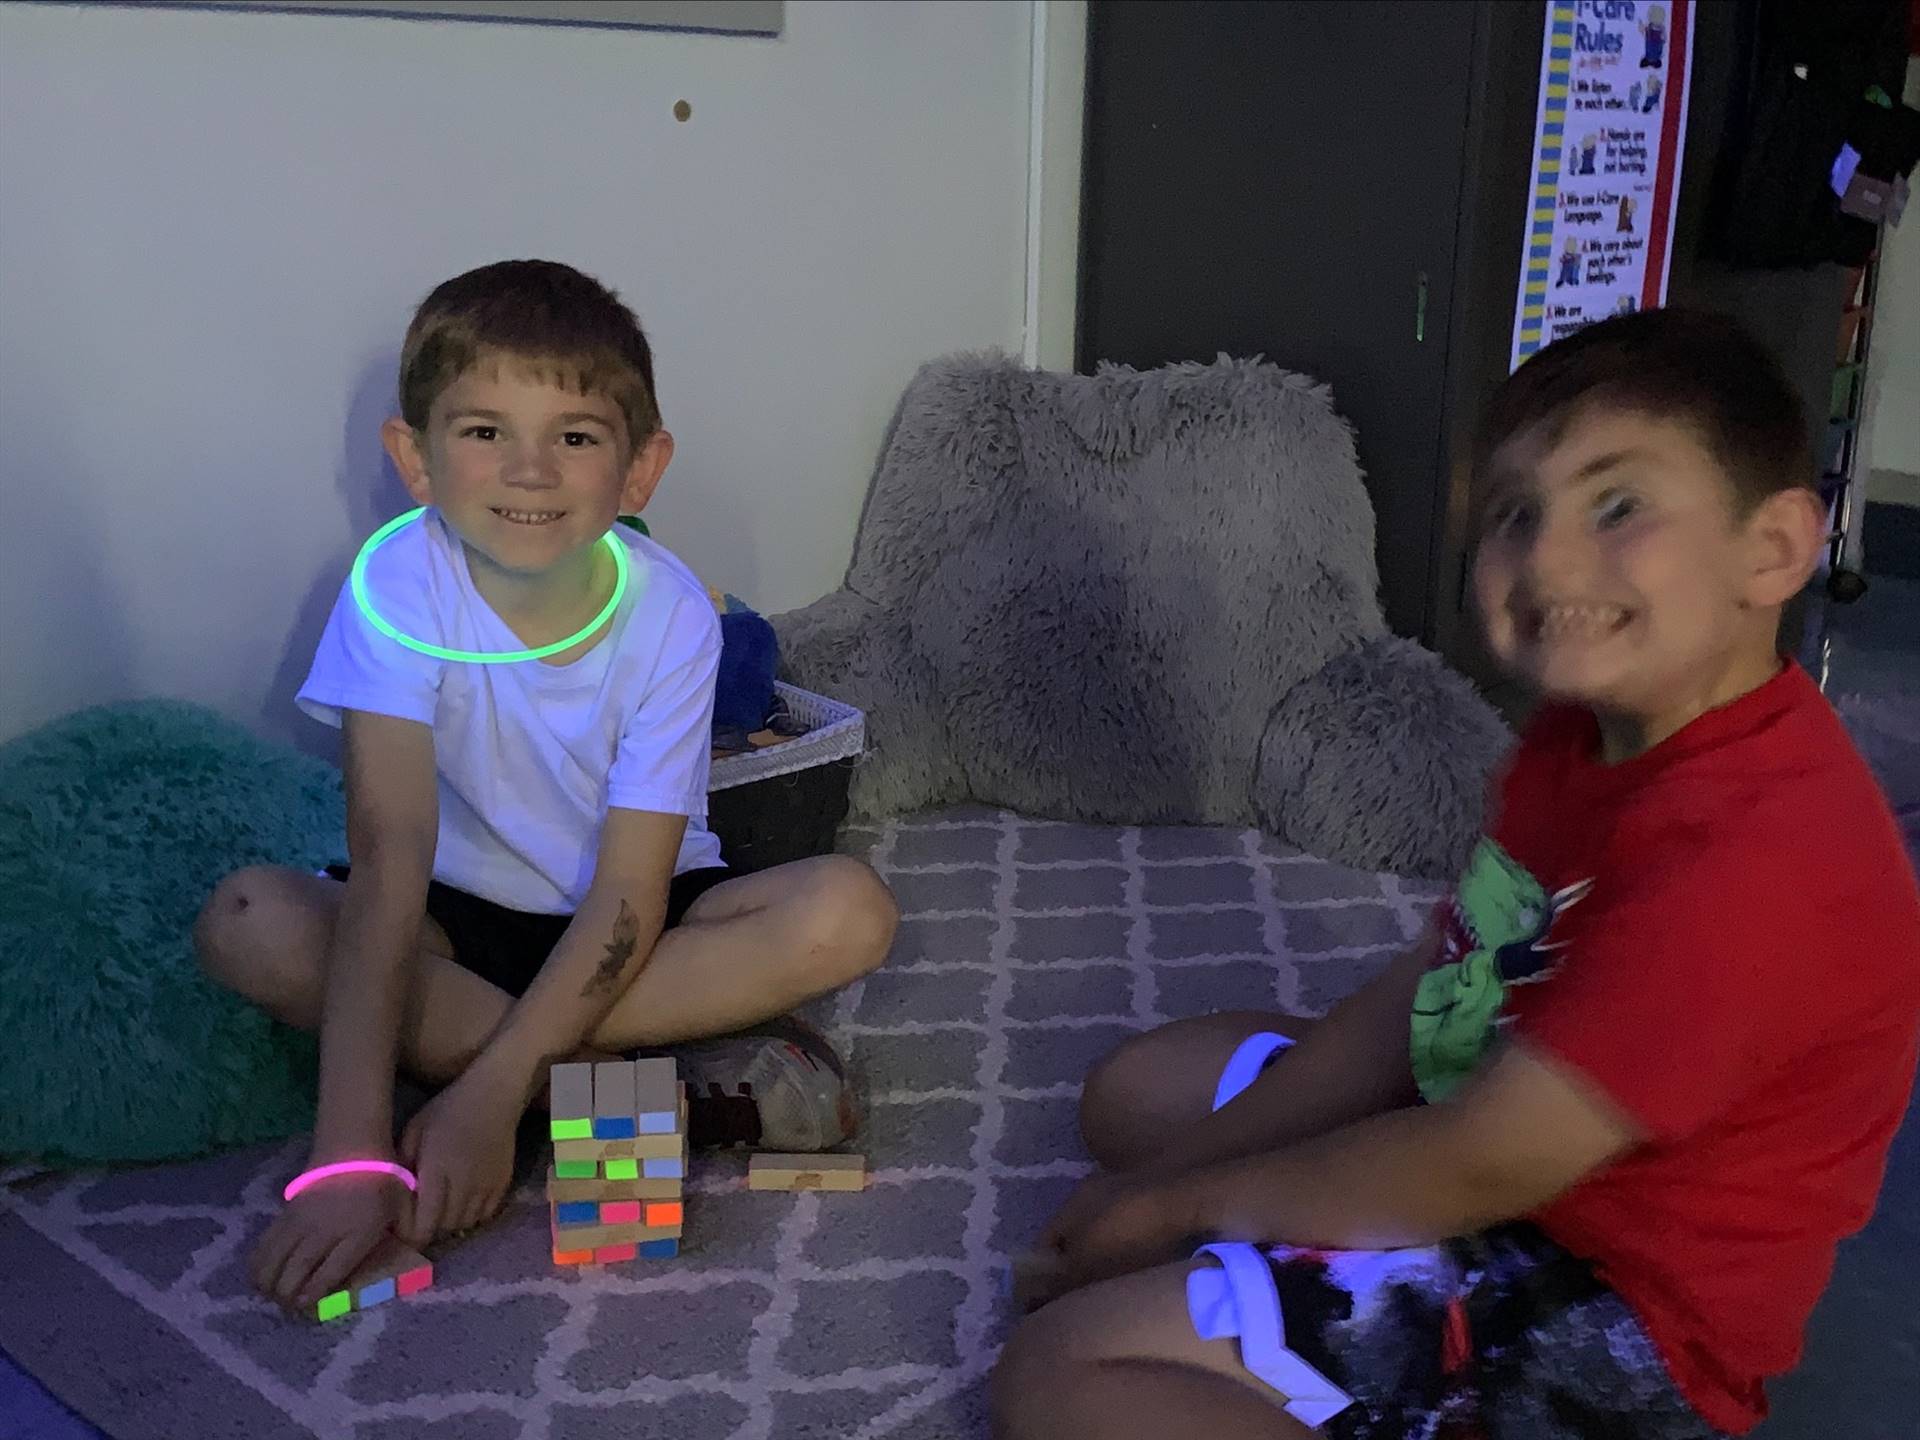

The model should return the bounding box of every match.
[1510,0,1693,370]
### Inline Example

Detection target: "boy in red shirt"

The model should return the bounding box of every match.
[992,309,1920,1438]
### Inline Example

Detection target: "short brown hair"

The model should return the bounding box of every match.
[1474,308,1815,516]
[397,259,660,446]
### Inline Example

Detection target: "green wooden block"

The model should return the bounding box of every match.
[316,1289,352,1322]
[549,1117,593,1141]
[555,1159,597,1179]
[549,1061,594,1121]
[603,1158,639,1180]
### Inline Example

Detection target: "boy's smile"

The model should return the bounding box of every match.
[1473,409,1812,761]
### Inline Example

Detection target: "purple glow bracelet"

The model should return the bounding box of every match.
[282,1160,418,1203]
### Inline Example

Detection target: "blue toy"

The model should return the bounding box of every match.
[713,595,779,742]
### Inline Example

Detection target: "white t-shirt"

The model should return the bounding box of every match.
[298,509,725,914]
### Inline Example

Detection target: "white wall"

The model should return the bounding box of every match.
[0,0,1044,749]
[1862,56,1920,486]
[1030,0,1086,371]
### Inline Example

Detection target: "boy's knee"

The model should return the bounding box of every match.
[193,866,315,1001]
[994,1304,1119,1438]
[990,1314,1062,1437]
[1079,1036,1148,1159]
[797,856,897,977]
[1079,1028,1198,1170]
[195,867,268,980]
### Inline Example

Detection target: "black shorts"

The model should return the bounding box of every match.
[321,864,735,999]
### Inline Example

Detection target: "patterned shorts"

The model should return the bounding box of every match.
[1204,1036,1725,1439]
[1225,1225,1726,1440]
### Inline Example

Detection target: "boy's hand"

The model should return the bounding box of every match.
[1039,1171,1197,1291]
[399,1067,523,1246]
[250,1171,407,1317]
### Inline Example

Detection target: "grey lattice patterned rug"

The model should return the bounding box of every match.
[0,809,1439,1440]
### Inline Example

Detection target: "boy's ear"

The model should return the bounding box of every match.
[381,417,435,507]
[620,429,675,516]
[1742,487,1825,609]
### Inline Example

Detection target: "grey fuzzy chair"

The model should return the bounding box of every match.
[774,354,1509,879]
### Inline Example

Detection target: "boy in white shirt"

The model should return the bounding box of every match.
[195,260,897,1314]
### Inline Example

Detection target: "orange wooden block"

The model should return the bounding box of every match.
[553,1246,594,1266]
[645,1201,683,1227]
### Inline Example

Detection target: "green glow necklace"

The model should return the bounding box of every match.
[350,507,629,664]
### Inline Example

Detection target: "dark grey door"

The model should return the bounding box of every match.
[1079,0,1479,642]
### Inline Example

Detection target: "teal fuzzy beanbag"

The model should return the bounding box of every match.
[0,700,340,1166]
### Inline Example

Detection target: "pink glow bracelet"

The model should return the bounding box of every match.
[282,1160,418,1203]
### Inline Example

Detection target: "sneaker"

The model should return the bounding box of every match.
[673,1016,857,1152]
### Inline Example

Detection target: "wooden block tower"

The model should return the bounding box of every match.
[547,1057,686,1265]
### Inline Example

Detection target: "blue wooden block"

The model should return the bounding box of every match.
[591,1116,637,1140]
[638,1238,678,1259]
[555,1201,599,1225]
[356,1277,397,1308]
[638,1111,677,1134]
[642,1157,684,1179]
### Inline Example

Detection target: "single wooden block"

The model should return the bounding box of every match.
[601,1158,639,1180]
[644,1201,683,1227]
[351,1236,431,1297]
[638,1237,678,1259]
[396,1265,432,1298]
[551,1217,683,1248]
[600,1200,642,1225]
[552,1246,594,1266]
[594,1242,638,1263]
[633,1056,677,1133]
[554,1159,598,1180]
[550,1060,595,1117]
[748,1153,867,1192]
[553,1131,683,1163]
[545,1167,683,1203]
[315,1289,351,1321]
[548,1061,595,1141]
[554,1200,599,1225]
[642,1155,685,1180]
[592,1059,638,1140]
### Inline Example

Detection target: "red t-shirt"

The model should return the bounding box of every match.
[1484,663,1920,1431]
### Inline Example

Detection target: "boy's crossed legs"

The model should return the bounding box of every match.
[998,1260,1319,1440]
[195,854,895,1114]
[996,1012,1726,1440]
[998,1012,1322,1440]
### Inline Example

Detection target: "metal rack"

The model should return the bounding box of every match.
[1822,227,1887,604]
